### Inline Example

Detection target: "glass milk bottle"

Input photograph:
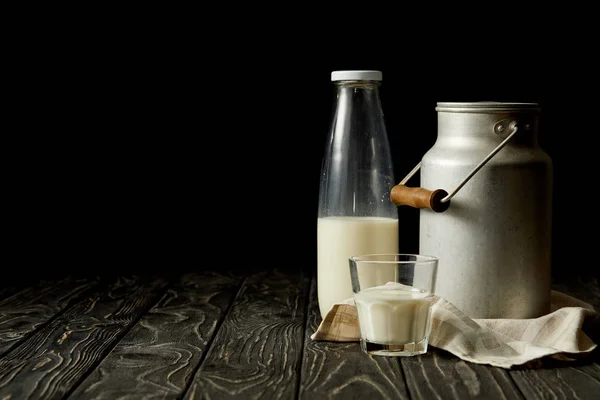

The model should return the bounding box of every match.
[317,70,399,319]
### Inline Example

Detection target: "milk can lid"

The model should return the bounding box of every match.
[331,70,382,81]
[436,102,540,113]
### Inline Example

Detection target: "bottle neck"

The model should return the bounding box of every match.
[335,81,381,91]
[334,81,383,119]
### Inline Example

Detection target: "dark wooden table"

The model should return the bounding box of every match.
[0,268,598,399]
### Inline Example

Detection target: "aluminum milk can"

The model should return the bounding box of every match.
[390,102,553,319]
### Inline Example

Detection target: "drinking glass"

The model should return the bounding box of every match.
[349,253,438,356]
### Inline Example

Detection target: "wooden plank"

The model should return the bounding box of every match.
[0,274,168,400]
[509,362,600,400]
[183,268,310,400]
[0,286,21,303]
[401,348,524,400]
[299,275,410,400]
[67,271,243,399]
[0,280,27,302]
[507,276,600,400]
[0,276,99,357]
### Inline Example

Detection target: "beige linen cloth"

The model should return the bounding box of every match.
[311,290,598,369]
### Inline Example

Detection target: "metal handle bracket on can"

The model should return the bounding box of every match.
[390,119,520,212]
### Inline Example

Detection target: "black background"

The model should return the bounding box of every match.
[10,22,600,283]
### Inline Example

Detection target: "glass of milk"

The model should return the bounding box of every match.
[349,253,438,357]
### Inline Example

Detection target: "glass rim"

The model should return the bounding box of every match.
[349,253,438,264]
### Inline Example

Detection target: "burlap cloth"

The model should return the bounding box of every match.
[311,290,598,368]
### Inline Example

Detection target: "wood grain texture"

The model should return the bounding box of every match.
[0,270,597,400]
[183,268,310,400]
[0,287,21,303]
[299,275,409,400]
[68,271,243,399]
[0,276,99,357]
[401,349,524,400]
[509,362,600,400]
[0,275,168,400]
[506,277,600,400]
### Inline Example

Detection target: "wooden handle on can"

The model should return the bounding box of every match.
[390,184,450,213]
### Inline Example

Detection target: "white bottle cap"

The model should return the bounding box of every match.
[331,70,382,81]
